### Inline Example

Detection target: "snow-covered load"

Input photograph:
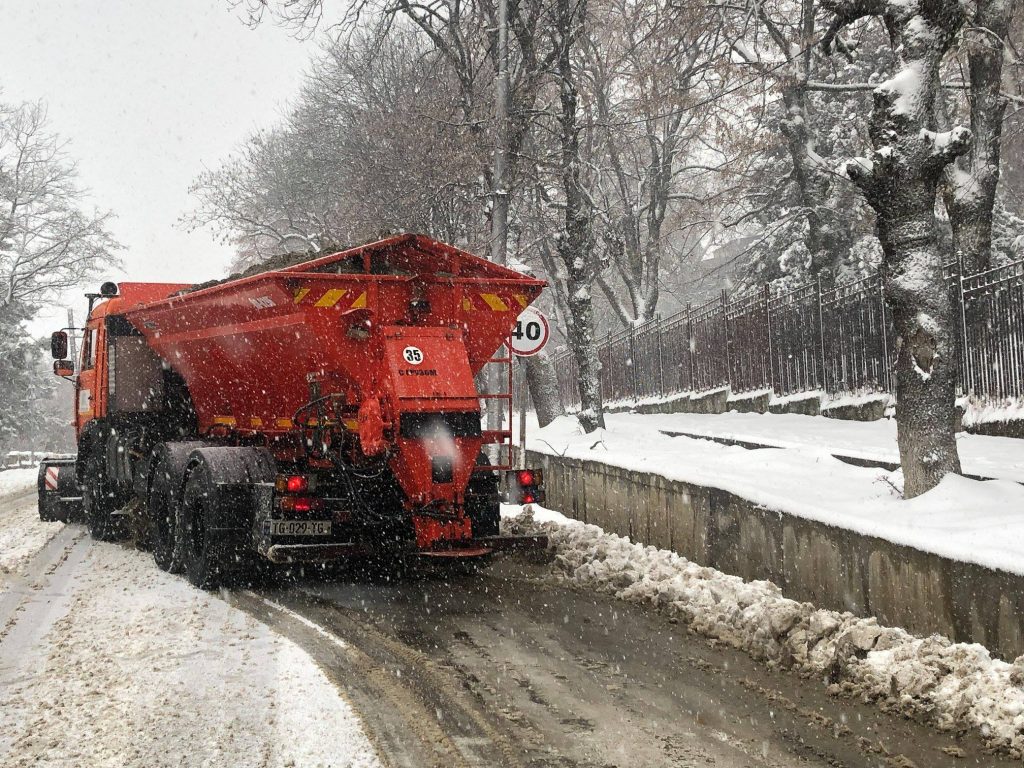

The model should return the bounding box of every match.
[39,234,547,587]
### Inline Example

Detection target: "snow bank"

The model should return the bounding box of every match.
[961,396,1024,428]
[0,543,380,768]
[504,505,1024,757]
[526,415,1024,575]
[0,468,38,499]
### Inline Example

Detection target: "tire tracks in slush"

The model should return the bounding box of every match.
[228,558,1015,768]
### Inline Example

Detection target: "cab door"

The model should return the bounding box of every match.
[75,322,103,431]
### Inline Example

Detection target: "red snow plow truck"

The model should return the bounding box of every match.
[39,235,547,588]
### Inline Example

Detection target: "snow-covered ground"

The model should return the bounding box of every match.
[0,485,381,768]
[503,503,1024,758]
[611,410,1024,482]
[0,468,61,575]
[525,415,1024,576]
[0,466,38,497]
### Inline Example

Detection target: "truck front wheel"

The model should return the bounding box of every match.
[83,452,121,541]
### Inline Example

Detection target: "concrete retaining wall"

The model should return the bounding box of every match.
[528,450,1024,660]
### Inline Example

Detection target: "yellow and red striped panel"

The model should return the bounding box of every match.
[461,293,530,312]
[291,286,526,313]
[292,287,368,310]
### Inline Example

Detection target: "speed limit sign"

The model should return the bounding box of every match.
[511,307,550,356]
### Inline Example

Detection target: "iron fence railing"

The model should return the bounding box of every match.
[554,258,1024,409]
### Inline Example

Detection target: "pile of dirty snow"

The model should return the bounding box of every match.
[504,505,1024,757]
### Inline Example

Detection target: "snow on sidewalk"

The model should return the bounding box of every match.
[0,467,39,497]
[0,468,62,576]
[502,504,1024,758]
[610,411,1024,483]
[0,540,381,768]
[526,416,1024,576]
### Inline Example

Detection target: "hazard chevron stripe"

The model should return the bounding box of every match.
[295,287,521,312]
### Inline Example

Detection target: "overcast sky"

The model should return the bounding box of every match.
[0,0,328,331]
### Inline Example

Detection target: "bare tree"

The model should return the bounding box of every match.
[942,0,1018,274]
[0,100,119,313]
[186,28,485,270]
[584,0,728,325]
[822,0,969,497]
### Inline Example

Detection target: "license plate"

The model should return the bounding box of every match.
[269,520,332,537]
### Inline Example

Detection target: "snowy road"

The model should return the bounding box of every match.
[0,483,380,768]
[0,478,1012,767]
[230,560,1007,768]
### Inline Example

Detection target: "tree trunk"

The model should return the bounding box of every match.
[882,220,963,496]
[823,0,967,497]
[942,1,1012,275]
[523,351,563,427]
[564,274,604,431]
[555,0,604,432]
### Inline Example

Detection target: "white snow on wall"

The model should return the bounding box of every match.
[526,414,1024,574]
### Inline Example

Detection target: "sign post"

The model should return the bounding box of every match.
[511,307,550,467]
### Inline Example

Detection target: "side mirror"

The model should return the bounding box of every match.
[50,331,68,360]
[53,360,75,377]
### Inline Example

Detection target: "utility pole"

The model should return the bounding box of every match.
[490,0,511,268]
[67,309,78,373]
[486,0,513,453]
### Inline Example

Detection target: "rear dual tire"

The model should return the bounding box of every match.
[180,462,224,590]
[150,457,184,573]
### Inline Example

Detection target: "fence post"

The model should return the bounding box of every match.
[878,275,890,394]
[655,314,665,396]
[722,289,731,390]
[628,326,638,402]
[957,264,971,396]
[686,303,695,391]
[763,283,774,393]
[816,276,827,392]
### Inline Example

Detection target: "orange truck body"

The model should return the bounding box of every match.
[41,235,547,585]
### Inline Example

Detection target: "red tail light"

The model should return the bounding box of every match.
[280,496,320,513]
[285,475,308,493]
[517,470,535,486]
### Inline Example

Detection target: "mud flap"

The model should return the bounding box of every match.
[38,458,84,523]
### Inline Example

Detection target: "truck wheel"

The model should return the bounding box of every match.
[84,452,121,541]
[180,463,223,590]
[466,454,500,537]
[150,457,183,573]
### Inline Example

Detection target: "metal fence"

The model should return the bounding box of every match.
[554,258,1024,408]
